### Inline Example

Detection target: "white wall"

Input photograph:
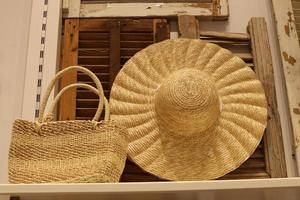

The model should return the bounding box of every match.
[0,0,33,185]
[200,0,297,176]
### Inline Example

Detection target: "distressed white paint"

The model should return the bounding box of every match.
[68,0,80,17]
[62,0,69,14]
[78,3,215,18]
[271,0,300,176]
[200,0,298,177]
[219,0,229,17]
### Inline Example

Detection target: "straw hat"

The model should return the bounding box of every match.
[110,38,267,180]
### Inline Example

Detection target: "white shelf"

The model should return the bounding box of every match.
[1,178,300,200]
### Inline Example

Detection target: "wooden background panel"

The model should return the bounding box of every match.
[248,18,287,178]
[59,18,286,181]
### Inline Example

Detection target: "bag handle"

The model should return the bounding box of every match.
[45,83,110,122]
[38,66,105,123]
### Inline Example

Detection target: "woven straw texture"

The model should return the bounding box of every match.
[110,39,268,181]
[9,66,128,183]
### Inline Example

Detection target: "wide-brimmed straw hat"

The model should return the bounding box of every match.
[109,38,267,180]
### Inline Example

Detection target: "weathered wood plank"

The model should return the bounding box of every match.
[59,19,79,121]
[79,19,154,32]
[62,0,69,14]
[72,3,225,19]
[63,0,80,17]
[77,89,110,99]
[178,15,199,39]
[154,19,170,42]
[109,20,121,89]
[248,17,287,178]
[212,0,229,19]
[199,30,250,40]
[79,32,163,42]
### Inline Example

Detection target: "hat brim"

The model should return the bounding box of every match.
[110,39,267,180]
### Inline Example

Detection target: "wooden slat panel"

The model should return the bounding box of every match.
[121,33,154,41]
[200,39,249,45]
[77,99,99,108]
[79,32,109,40]
[109,20,121,89]
[77,73,110,82]
[199,30,250,41]
[120,41,153,48]
[67,18,271,181]
[121,20,154,32]
[178,15,199,39]
[248,18,287,178]
[79,40,152,48]
[154,19,170,42]
[80,19,154,32]
[220,171,269,180]
[80,65,110,73]
[78,48,109,56]
[77,89,111,99]
[79,40,109,48]
[59,19,79,121]
[78,56,110,65]
[77,82,110,90]
[79,19,110,32]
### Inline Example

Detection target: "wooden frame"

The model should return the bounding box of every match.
[58,17,287,178]
[63,0,229,20]
[248,18,287,178]
[271,0,300,175]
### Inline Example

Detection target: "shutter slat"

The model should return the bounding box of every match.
[78,56,109,65]
[77,89,111,99]
[77,99,99,108]
[79,32,110,40]
[121,33,154,41]
[120,41,153,48]
[77,73,110,82]
[79,40,109,48]
[78,48,109,56]
[77,81,110,90]
[80,65,110,73]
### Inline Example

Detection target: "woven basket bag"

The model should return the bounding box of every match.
[8,66,128,183]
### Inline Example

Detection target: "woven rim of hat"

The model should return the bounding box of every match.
[109,38,267,180]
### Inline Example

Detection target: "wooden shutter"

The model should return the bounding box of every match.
[60,18,287,181]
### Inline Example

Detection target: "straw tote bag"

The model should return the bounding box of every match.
[8,66,128,183]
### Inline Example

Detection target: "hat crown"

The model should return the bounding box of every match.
[154,68,220,137]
